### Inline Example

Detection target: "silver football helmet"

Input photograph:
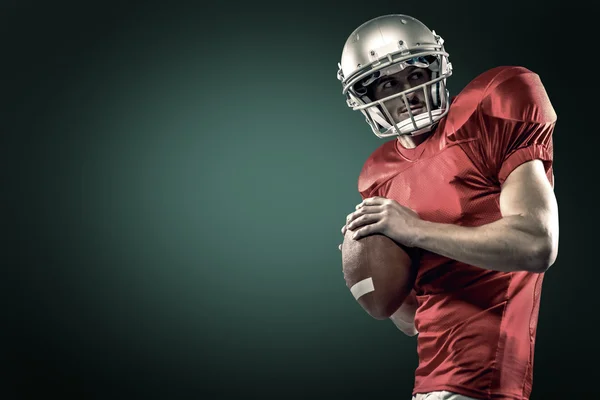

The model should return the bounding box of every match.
[337,14,453,138]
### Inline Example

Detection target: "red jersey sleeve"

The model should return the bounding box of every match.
[479,67,557,185]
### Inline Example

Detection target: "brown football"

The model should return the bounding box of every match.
[341,230,418,320]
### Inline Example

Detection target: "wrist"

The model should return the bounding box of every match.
[411,219,432,248]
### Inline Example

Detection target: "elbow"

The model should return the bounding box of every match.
[390,315,418,336]
[530,237,558,273]
[403,328,419,337]
[407,326,419,336]
[393,321,418,336]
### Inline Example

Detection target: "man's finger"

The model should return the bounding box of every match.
[359,197,386,208]
[351,205,380,218]
[348,213,379,231]
[353,220,382,240]
[347,206,380,228]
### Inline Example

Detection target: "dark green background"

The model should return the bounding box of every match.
[5,1,596,399]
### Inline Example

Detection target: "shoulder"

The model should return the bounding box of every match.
[480,66,557,123]
[442,66,556,143]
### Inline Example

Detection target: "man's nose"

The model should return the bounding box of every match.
[402,90,420,106]
[405,84,422,100]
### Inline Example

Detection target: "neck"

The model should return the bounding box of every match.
[397,130,433,149]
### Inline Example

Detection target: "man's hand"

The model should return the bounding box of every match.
[340,196,422,248]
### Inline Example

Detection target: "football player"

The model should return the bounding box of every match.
[337,14,558,400]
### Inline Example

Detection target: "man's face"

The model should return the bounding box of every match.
[369,66,432,124]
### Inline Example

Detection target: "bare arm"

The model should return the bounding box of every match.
[389,289,418,336]
[344,160,559,332]
[413,160,559,273]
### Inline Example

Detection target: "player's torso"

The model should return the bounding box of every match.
[380,139,499,227]
[362,124,506,295]
[356,66,555,398]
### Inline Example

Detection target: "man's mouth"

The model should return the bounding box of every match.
[398,106,424,116]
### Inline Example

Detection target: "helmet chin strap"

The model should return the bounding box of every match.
[399,122,437,137]
[383,110,444,136]
[362,94,445,137]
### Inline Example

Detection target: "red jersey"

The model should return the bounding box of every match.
[357,66,557,400]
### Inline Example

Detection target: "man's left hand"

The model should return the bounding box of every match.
[341,196,422,248]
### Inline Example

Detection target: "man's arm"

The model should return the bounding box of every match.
[413,159,559,273]
[389,289,418,336]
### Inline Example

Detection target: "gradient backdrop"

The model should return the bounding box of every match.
[4,1,597,399]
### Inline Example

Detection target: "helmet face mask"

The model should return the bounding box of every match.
[337,15,453,138]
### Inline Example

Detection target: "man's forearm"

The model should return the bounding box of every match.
[389,289,418,336]
[413,215,554,273]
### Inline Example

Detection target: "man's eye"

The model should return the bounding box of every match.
[409,72,423,81]
[382,80,395,89]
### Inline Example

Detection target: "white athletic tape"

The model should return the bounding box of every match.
[350,277,374,300]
